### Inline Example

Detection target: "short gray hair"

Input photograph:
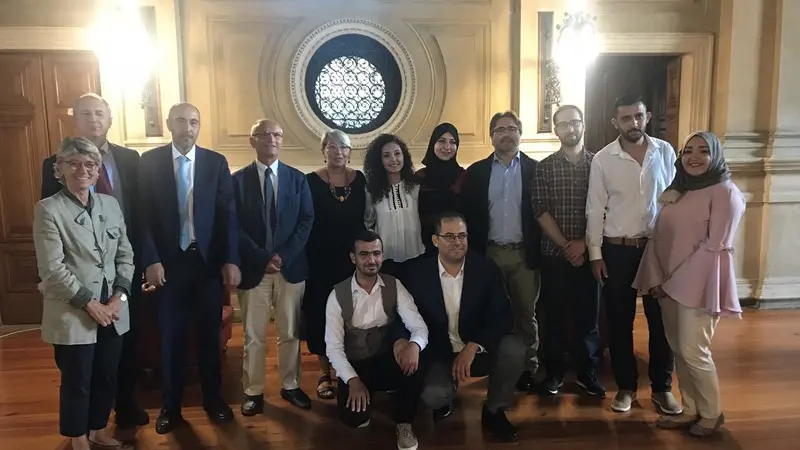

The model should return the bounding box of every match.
[321,129,351,149]
[53,137,102,183]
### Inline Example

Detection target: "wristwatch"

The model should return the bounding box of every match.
[117,292,128,302]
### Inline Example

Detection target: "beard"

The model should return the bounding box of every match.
[560,133,581,147]
[620,128,644,143]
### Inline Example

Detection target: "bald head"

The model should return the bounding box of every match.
[250,118,283,164]
[167,103,201,152]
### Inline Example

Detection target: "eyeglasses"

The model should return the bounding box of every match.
[325,144,350,153]
[251,132,283,140]
[66,161,99,172]
[555,120,584,130]
[436,233,468,243]
[492,126,519,135]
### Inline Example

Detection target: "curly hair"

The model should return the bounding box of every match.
[363,133,418,203]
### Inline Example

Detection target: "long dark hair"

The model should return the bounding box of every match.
[363,133,418,203]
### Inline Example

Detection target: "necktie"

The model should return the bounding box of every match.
[177,155,191,250]
[264,168,276,250]
[95,163,113,195]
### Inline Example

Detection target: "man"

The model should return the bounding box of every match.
[586,94,679,414]
[407,212,525,442]
[532,105,605,397]
[325,230,428,450]
[460,111,542,391]
[40,93,148,429]
[139,102,241,433]
[232,119,314,414]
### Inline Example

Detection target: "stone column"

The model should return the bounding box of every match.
[718,0,800,307]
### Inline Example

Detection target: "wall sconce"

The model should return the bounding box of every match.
[554,8,599,71]
[88,1,155,96]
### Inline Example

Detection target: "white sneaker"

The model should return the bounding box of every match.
[358,419,371,428]
[396,423,418,450]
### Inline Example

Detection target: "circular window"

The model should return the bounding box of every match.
[314,56,386,130]
[304,33,403,135]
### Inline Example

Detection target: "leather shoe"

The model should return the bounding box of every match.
[515,370,535,392]
[281,388,312,410]
[204,398,234,423]
[155,408,183,435]
[433,404,455,423]
[241,394,264,416]
[481,406,517,442]
[115,405,150,428]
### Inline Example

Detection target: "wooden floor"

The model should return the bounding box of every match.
[2,310,800,450]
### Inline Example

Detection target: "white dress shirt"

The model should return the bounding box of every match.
[586,136,676,261]
[439,258,466,353]
[255,159,279,202]
[172,144,196,242]
[324,275,429,383]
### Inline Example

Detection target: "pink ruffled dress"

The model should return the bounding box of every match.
[633,180,746,316]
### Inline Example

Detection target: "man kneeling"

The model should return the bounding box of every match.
[325,230,429,450]
[406,212,526,442]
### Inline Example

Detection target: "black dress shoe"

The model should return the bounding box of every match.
[204,398,234,423]
[515,370,535,392]
[116,405,150,428]
[241,394,264,416]
[433,404,455,423]
[481,406,517,442]
[281,388,312,410]
[155,408,183,435]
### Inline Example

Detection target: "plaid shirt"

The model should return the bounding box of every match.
[531,148,594,257]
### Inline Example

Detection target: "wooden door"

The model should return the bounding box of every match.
[663,57,681,151]
[0,51,99,325]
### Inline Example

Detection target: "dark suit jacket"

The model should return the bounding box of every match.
[459,152,543,269]
[405,252,513,360]
[232,161,314,289]
[138,144,240,271]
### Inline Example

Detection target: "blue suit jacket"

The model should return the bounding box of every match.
[138,144,240,271]
[232,161,314,288]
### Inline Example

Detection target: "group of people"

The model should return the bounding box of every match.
[32,90,745,450]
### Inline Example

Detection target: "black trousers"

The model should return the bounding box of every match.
[336,351,423,427]
[53,324,123,437]
[114,275,141,415]
[541,256,600,378]
[157,247,223,412]
[602,242,673,392]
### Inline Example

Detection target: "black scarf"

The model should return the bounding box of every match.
[421,122,462,190]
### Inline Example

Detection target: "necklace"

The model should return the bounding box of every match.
[325,169,351,202]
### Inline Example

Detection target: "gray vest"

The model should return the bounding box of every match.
[334,274,398,361]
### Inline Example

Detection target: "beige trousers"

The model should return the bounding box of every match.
[659,296,721,419]
[486,245,541,373]
[239,272,306,395]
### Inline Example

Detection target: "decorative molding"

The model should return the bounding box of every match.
[747,277,800,309]
[0,26,89,50]
[537,11,559,133]
[598,32,714,146]
[289,18,417,148]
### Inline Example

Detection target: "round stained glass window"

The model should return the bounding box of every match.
[314,56,386,130]
[304,33,402,135]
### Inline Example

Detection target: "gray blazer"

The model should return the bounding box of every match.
[33,190,135,345]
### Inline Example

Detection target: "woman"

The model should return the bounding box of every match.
[33,137,134,450]
[416,123,466,255]
[363,133,424,280]
[633,131,745,436]
[303,129,366,400]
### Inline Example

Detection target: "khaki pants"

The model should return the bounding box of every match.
[486,245,541,372]
[659,296,721,419]
[239,273,306,395]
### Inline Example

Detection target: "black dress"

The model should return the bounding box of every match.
[302,170,367,356]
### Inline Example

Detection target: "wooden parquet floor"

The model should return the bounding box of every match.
[2,309,800,449]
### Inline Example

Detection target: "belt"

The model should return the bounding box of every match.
[604,236,649,248]
[488,241,524,250]
[185,242,198,251]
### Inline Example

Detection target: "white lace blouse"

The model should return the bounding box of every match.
[364,181,425,262]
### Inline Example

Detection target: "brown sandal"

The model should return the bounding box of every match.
[316,375,335,399]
